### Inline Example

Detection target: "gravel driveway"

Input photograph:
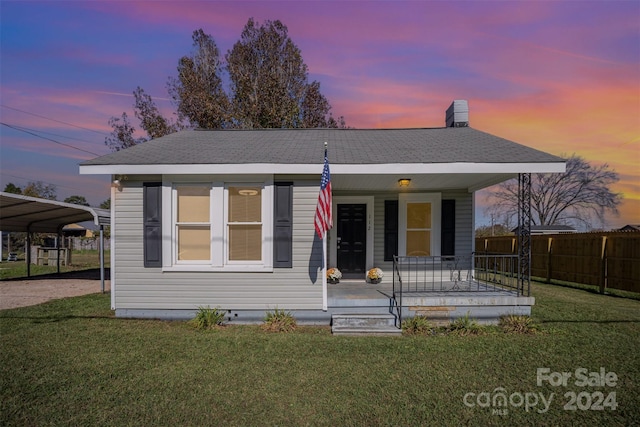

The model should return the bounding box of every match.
[0,269,110,310]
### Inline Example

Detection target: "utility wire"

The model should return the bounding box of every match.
[1,104,108,136]
[5,123,101,146]
[1,122,101,156]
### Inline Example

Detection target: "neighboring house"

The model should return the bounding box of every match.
[63,223,97,238]
[512,225,577,235]
[618,225,640,232]
[79,101,565,325]
[62,223,111,250]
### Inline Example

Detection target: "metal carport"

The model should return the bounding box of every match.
[0,192,110,292]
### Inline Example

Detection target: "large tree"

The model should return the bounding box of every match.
[167,29,229,129]
[488,154,622,229]
[226,18,339,128]
[106,19,345,151]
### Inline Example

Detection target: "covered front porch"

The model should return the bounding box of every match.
[327,254,534,332]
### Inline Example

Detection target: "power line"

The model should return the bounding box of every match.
[4,123,101,146]
[1,104,109,136]
[1,122,101,156]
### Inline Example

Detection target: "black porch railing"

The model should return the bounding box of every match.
[391,253,526,327]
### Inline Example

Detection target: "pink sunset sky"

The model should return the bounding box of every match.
[1,1,638,229]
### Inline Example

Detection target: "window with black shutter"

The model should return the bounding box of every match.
[384,200,398,261]
[143,182,162,267]
[441,199,455,256]
[273,182,293,268]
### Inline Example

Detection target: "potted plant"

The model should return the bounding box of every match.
[327,267,342,284]
[366,267,384,284]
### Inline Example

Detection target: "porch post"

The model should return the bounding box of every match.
[322,234,328,311]
[517,173,532,296]
[100,225,105,294]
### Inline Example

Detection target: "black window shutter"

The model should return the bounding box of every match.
[384,200,398,261]
[441,199,455,256]
[273,182,293,268]
[143,182,162,267]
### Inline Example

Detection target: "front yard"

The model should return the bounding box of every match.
[1,282,638,426]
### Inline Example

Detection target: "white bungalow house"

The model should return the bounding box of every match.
[80,101,565,331]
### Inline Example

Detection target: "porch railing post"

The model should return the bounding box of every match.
[517,173,532,297]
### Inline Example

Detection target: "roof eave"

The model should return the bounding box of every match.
[80,161,566,176]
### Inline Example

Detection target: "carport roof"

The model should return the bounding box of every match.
[0,192,110,233]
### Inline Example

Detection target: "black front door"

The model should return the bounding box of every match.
[337,204,366,278]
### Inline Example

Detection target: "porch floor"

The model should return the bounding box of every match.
[328,279,522,299]
[327,280,391,308]
[327,279,532,309]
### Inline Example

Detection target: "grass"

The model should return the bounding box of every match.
[531,275,640,301]
[1,282,639,426]
[0,250,109,280]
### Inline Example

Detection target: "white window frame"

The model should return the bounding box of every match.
[161,175,273,272]
[398,193,441,257]
[224,183,269,266]
[172,183,213,265]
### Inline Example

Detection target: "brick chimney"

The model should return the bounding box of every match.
[445,100,469,127]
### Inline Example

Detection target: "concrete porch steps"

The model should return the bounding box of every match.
[331,313,402,336]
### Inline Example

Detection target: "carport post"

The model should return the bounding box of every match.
[26,231,31,277]
[56,230,62,274]
[100,225,105,293]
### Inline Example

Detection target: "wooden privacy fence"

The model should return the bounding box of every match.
[476,232,640,294]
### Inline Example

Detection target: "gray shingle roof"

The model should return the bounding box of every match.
[81,127,563,166]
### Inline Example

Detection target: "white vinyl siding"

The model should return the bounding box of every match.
[371,191,474,272]
[112,179,323,311]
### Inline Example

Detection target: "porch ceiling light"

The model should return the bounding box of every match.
[238,189,259,196]
[111,174,126,190]
[398,178,411,187]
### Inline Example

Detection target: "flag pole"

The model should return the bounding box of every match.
[322,141,328,311]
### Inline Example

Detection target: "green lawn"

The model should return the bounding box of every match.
[1,282,638,426]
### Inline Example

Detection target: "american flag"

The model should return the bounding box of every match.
[314,151,332,239]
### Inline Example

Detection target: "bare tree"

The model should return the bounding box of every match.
[105,112,146,151]
[133,87,181,138]
[488,154,622,229]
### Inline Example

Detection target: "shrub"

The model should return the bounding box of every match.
[447,313,484,336]
[190,306,226,330]
[401,315,433,335]
[499,314,539,334]
[262,308,297,332]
